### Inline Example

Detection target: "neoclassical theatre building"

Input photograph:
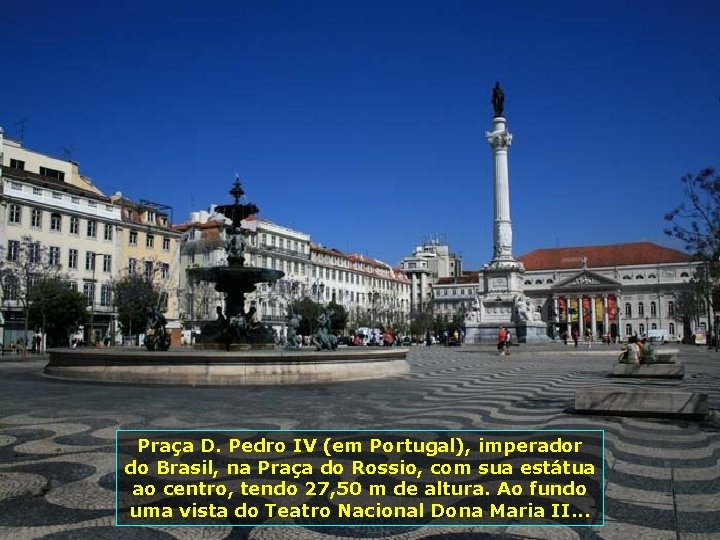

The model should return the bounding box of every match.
[433,242,705,342]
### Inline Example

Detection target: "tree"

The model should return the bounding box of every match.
[327,301,348,334]
[28,276,88,348]
[112,274,162,340]
[672,287,701,344]
[0,236,56,358]
[289,297,322,336]
[664,166,720,348]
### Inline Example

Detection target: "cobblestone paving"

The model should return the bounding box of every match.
[0,344,718,539]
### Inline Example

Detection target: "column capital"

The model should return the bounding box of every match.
[486,130,513,150]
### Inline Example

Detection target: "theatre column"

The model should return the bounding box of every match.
[590,295,597,337]
[603,295,609,338]
[577,295,584,337]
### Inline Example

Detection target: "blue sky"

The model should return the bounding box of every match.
[2,0,718,269]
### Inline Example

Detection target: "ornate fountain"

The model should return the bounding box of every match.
[45,176,410,386]
[188,177,284,349]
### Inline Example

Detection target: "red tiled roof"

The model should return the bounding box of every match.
[517,242,693,271]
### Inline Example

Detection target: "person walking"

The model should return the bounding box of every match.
[572,328,579,348]
[504,329,512,356]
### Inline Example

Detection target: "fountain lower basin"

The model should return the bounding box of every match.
[45,347,410,386]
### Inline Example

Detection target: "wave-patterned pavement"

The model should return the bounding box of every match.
[0,344,718,539]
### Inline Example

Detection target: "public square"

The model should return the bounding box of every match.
[0,344,718,540]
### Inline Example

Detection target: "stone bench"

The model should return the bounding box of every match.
[650,348,679,364]
[612,363,684,379]
[617,347,679,365]
[574,387,708,417]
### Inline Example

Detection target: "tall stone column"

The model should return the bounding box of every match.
[486,117,514,265]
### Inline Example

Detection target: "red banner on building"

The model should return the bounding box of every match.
[582,297,591,324]
[558,297,567,322]
[608,295,617,321]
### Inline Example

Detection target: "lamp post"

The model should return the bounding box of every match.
[312,281,325,304]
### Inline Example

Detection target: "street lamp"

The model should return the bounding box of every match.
[312,281,325,304]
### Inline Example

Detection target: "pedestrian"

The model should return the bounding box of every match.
[572,329,579,348]
[561,330,568,346]
[497,326,506,356]
[584,329,592,349]
[504,329,511,356]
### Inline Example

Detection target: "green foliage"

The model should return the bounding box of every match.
[113,274,162,337]
[327,301,348,333]
[289,297,322,336]
[28,276,88,347]
[289,298,348,335]
[410,312,433,337]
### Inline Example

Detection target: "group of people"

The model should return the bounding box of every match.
[619,335,654,363]
[497,326,512,356]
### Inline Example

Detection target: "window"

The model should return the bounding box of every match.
[68,249,78,269]
[70,216,79,234]
[71,196,80,204]
[104,224,113,241]
[100,284,112,307]
[33,187,43,195]
[86,252,96,271]
[625,324,632,335]
[160,263,169,279]
[49,246,60,266]
[50,213,62,231]
[31,208,42,228]
[146,234,154,248]
[622,275,631,280]
[103,254,112,272]
[669,322,675,335]
[625,303,632,317]
[162,237,170,251]
[680,272,689,278]
[636,275,644,280]
[53,192,62,200]
[129,230,138,246]
[651,323,657,330]
[9,158,24,169]
[144,261,154,278]
[146,211,156,223]
[128,258,137,274]
[668,301,675,317]
[3,275,19,300]
[39,166,65,181]
[83,281,95,306]
[29,242,41,263]
[7,240,19,261]
[638,302,644,317]
[87,220,97,238]
[650,302,657,316]
[639,323,645,335]
[9,204,21,224]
